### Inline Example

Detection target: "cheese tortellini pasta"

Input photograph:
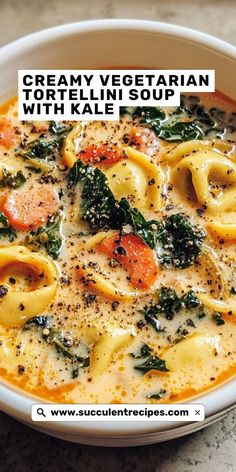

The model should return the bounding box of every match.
[172,151,236,212]
[0,246,58,326]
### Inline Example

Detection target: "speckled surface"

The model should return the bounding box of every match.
[0,0,236,470]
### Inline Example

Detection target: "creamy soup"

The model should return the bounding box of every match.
[0,93,236,404]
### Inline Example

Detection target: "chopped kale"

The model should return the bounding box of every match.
[0,169,26,189]
[176,325,189,337]
[181,290,201,309]
[157,287,182,315]
[135,356,168,374]
[17,124,68,170]
[0,211,16,242]
[155,121,204,141]
[157,213,205,269]
[212,312,225,326]
[68,159,116,229]
[130,343,153,359]
[197,310,206,320]
[23,315,51,330]
[19,138,61,160]
[146,388,167,400]
[131,343,169,374]
[27,213,63,259]
[134,104,204,141]
[48,121,72,135]
[0,211,9,228]
[142,306,166,333]
[141,287,202,329]
[68,160,160,248]
[117,198,160,249]
[134,106,165,122]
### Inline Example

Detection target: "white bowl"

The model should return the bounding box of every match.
[0,19,236,446]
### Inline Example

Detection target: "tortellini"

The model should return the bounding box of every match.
[105,147,163,211]
[197,292,236,316]
[207,222,236,240]
[77,264,138,301]
[164,139,236,165]
[0,246,58,326]
[82,325,135,375]
[172,150,236,212]
[163,334,220,371]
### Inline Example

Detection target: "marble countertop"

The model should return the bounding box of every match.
[0,1,236,470]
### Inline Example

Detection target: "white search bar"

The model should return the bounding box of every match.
[31,403,205,422]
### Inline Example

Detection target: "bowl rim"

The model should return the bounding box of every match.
[0,18,236,61]
[0,19,236,437]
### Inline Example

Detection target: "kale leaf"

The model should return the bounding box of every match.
[131,343,169,374]
[23,315,51,330]
[27,213,63,259]
[68,159,117,230]
[17,123,70,167]
[142,287,202,329]
[212,312,225,326]
[117,199,160,249]
[48,121,72,135]
[130,343,153,359]
[146,388,167,400]
[181,290,201,309]
[135,105,204,141]
[0,169,26,189]
[153,121,204,141]
[20,138,61,161]
[0,211,16,242]
[157,213,206,269]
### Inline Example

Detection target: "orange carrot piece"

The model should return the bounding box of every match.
[0,119,20,149]
[79,144,125,167]
[1,183,59,231]
[130,126,160,156]
[97,233,158,289]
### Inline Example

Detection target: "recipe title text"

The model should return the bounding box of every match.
[18,70,215,121]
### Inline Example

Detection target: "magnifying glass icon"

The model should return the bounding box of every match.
[37,407,46,418]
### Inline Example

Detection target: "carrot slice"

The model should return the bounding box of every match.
[0,119,20,149]
[1,183,59,231]
[79,144,125,168]
[128,126,160,156]
[97,233,158,289]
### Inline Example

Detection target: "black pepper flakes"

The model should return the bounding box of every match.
[18,365,26,375]
[111,301,120,311]
[83,293,97,306]
[0,285,8,298]
[9,277,16,285]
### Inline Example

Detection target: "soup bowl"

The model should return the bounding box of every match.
[0,19,236,446]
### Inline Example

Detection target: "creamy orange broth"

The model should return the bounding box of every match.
[0,93,236,404]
